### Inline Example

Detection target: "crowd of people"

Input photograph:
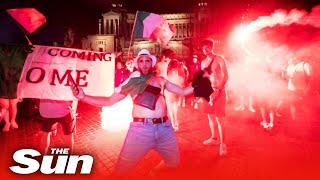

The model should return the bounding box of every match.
[107,38,320,176]
[1,3,319,178]
[1,36,319,178]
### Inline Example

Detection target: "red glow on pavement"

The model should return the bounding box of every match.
[100,95,133,132]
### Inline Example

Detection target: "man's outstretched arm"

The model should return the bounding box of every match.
[71,83,127,107]
[165,80,194,96]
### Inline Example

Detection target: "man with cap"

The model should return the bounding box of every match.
[71,49,210,176]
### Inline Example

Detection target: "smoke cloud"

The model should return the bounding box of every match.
[246,5,320,61]
[226,4,320,111]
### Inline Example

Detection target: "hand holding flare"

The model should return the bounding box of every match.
[70,78,85,100]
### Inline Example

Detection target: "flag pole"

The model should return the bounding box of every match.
[24,35,33,45]
[127,11,139,58]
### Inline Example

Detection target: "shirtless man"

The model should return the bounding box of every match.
[155,48,174,78]
[201,39,229,156]
[71,49,194,176]
[283,56,313,120]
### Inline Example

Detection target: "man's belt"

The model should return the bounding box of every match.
[133,116,168,124]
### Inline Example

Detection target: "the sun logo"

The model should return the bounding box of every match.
[9,148,93,174]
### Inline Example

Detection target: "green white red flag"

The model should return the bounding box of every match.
[6,8,46,34]
[133,11,176,45]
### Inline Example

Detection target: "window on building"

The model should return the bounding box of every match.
[190,23,194,37]
[106,20,109,34]
[110,19,114,34]
[115,19,118,35]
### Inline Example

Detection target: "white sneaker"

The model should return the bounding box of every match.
[234,106,244,111]
[260,121,268,128]
[203,137,219,145]
[275,112,282,117]
[267,123,274,129]
[194,103,198,109]
[248,106,256,112]
[219,144,227,156]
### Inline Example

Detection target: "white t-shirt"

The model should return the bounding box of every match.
[39,99,73,118]
[287,62,310,91]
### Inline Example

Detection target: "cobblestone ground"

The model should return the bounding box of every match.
[1,98,320,180]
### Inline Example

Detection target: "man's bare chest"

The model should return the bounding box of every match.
[202,60,219,72]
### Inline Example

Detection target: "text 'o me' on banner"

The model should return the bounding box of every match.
[18,45,115,100]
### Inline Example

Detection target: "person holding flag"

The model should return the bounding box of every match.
[70,48,213,176]
[0,8,46,131]
[132,11,176,46]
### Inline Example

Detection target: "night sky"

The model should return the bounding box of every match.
[1,0,319,45]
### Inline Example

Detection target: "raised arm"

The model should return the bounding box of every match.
[71,83,127,107]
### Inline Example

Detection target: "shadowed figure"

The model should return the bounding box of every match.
[166,59,188,130]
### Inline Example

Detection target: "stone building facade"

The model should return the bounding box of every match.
[81,1,221,60]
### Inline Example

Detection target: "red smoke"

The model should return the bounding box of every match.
[227,4,320,108]
[246,5,320,62]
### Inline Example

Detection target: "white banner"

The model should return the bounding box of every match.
[17,45,115,100]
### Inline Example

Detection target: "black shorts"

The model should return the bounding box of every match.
[41,114,76,135]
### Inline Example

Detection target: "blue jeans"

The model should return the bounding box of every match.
[114,120,179,175]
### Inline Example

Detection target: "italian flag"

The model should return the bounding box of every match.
[0,8,46,98]
[6,8,46,34]
[0,44,30,99]
[133,11,176,45]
